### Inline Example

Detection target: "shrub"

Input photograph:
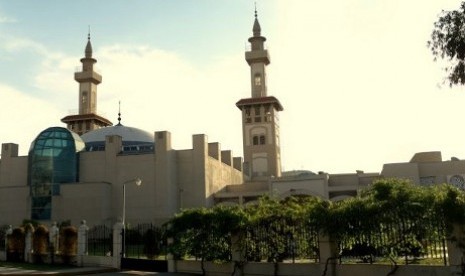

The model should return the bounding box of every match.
[32,225,49,263]
[60,226,77,264]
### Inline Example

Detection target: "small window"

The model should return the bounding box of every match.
[245,118,252,123]
[254,75,261,86]
[254,106,261,116]
[245,107,251,116]
[260,135,266,145]
[253,136,259,145]
[82,91,88,104]
[254,117,261,123]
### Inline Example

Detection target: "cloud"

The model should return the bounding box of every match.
[0,14,16,23]
[0,84,62,154]
[94,44,247,153]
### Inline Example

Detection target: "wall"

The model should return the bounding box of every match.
[174,260,454,276]
[53,182,111,226]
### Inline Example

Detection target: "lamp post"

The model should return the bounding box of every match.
[122,177,142,258]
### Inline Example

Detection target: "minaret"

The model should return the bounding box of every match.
[61,33,112,135]
[236,10,283,181]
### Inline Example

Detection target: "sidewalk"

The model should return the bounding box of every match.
[0,266,199,275]
[0,265,117,275]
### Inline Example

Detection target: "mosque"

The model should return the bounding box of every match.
[1,13,465,227]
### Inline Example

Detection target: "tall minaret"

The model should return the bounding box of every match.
[61,33,112,135]
[236,10,283,181]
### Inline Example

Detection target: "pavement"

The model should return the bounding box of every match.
[0,266,198,275]
[0,265,116,275]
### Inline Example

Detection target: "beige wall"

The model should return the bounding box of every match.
[0,130,243,227]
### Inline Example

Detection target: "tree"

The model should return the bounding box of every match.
[429,2,465,86]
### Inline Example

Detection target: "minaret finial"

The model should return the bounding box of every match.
[254,2,257,18]
[117,100,122,125]
[252,3,261,37]
[85,26,93,58]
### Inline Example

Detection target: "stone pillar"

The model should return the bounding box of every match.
[318,233,338,276]
[49,222,59,253]
[77,220,89,266]
[112,220,124,269]
[167,237,175,272]
[24,226,33,263]
[2,225,12,261]
[77,220,89,256]
[447,224,465,271]
[231,233,245,276]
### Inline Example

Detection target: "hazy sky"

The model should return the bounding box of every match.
[0,0,464,174]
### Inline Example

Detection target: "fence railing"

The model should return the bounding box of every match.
[0,226,7,250]
[124,223,166,259]
[244,220,320,263]
[88,224,112,256]
[338,213,448,265]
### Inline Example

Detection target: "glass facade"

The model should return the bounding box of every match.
[28,127,85,220]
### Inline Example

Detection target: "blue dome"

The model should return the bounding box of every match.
[81,124,154,153]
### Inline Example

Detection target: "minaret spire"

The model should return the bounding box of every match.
[85,27,93,58]
[117,101,122,126]
[253,3,261,37]
[61,31,112,135]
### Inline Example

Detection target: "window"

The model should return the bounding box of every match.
[253,136,259,145]
[253,135,266,145]
[254,106,261,116]
[254,74,262,86]
[245,107,251,116]
[254,117,261,123]
[82,91,87,104]
[28,127,84,220]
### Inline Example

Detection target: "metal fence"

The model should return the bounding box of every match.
[124,223,166,259]
[338,213,448,265]
[244,220,320,263]
[0,226,7,250]
[88,224,112,256]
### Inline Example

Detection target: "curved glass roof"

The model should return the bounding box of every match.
[81,124,154,153]
[28,127,84,220]
[29,126,85,154]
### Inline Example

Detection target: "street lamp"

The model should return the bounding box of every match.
[122,177,142,258]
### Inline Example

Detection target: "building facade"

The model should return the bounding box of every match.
[0,12,464,228]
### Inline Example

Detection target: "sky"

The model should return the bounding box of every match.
[0,0,465,174]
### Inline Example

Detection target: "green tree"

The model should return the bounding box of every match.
[429,2,465,86]
[166,205,247,275]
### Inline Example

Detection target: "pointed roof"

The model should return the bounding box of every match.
[253,9,261,36]
[85,33,93,58]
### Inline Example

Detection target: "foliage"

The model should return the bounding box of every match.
[166,179,465,264]
[32,225,49,263]
[22,219,39,228]
[167,205,247,262]
[244,196,326,263]
[429,2,465,86]
[59,226,77,264]
[143,227,164,259]
[7,227,25,262]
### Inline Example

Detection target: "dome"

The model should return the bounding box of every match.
[81,124,154,153]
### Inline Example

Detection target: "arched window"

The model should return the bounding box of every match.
[260,135,266,145]
[254,74,262,86]
[253,136,259,145]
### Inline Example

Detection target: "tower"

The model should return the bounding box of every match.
[61,33,112,135]
[236,11,283,180]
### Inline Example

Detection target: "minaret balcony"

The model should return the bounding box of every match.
[74,71,102,84]
[245,50,270,65]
